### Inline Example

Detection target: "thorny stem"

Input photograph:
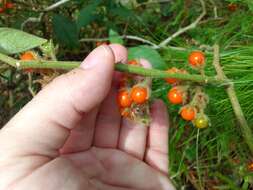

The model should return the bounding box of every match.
[0,52,229,85]
[212,44,253,155]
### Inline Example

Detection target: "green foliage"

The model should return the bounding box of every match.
[0,28,47,54]
[52,14,79,49]
[77,0,101,30]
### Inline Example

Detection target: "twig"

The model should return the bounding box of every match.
[27,73,36,97]
[21,13,44,30]
[209,0,218,18]
[136,0,172,7]
[187,171,202,190]
[196,129,204,190]
[21,0,71,30]
[159,0,206,47]
[44,0,71,12]
[79,35,186,51]
[0,52,229,85]
[80,35,159,48]
[212,44,253,155]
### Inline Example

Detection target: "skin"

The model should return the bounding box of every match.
[0,45,175,190]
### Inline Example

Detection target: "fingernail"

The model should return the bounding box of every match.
[81,45,112,69]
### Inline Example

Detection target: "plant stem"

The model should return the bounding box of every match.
[196,129,203,190]
[115,64,227,85]
[212,44,253,155]
[0,52,229,85]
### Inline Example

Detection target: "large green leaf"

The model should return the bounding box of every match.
[52,14,79,49]
[109,29,123,44]
[0,27,47,55]
[128,46,166,69]
[77,0,101,30]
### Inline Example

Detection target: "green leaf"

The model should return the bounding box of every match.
[109,29,123,44]
[52,14,79,49]
[77,0,101,30]
[0,27,47,55]
[110,6,133,19]
[128,46,166,69]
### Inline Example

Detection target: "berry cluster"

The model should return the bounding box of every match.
[166,51,210,129]
[0,1,14,13]
[117,59,150,125]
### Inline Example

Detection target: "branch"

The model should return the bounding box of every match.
[212,44,253,155]
[80,35,159,48]
[21,0,71,29]
[79,35,186,51]
[21,13,44,30]
[44,0,71,12]
[0,52,228,85]
[159,0,206,47]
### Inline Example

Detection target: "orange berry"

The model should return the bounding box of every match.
[165,68,188,84]
[188,51,205,67]
[118,90,132,107]
[165,67,178,84]
[180,107,196,121]
[0,7,5,13]
[20,51,36,61]
[5,2,14,9]
[167,87,183,104]
[131,86,148,104]
[228,3,237,12]
[128,59,138,65]
[248,162,253,171]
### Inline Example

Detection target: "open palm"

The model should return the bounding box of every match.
[0,45,175,190]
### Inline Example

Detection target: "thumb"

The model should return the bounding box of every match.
[0,45,127,158]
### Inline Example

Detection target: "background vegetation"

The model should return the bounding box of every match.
[1,0,253,189]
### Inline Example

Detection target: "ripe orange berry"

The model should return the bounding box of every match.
[180,107,196,121]
[228,3,237,12]
[118,90,132,107]
[167,87,183,104]
[131,86,148,104]
[20,51,36,61]
[248,162,253,171]
[188,51,205,67]
[0,7,5,13]
[165,68,188,84]
[5,2,14,9]
[165,67,178,84]
[128,59,138,65]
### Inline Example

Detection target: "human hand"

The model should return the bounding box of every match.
[0,45,175,190]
